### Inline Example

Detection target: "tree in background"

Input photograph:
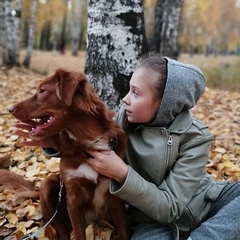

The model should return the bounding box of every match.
[151,0,183,59]
[23,0,37,68]
[70,0,83,56]
[59,0,68,54]
[179,0,240,55]
[0,1,8,66]
[0,0,21,66]
[39,21,52,50]
[85,0,147,109]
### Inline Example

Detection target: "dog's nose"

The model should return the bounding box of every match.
[8,105,15,113]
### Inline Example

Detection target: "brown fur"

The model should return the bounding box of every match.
[7,69,129,240]
[0,169,39,199]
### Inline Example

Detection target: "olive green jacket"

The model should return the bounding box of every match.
[110,106,226,231]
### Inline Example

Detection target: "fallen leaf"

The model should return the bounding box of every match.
[6,212,18,225]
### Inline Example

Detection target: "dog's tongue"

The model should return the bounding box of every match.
[29,125,42,138]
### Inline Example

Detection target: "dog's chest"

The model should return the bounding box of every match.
[64,163,99,183]
[62,163,111,221]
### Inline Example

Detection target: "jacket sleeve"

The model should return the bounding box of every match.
[42,148,61,157]
[110,125,214,224]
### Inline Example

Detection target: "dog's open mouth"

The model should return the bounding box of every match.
[29,115,55,138]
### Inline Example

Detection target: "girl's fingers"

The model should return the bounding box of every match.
[87,150,112,157]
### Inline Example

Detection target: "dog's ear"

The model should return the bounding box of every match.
[55,69,86,106]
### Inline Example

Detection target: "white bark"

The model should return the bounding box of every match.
[0,1,8,65]
[85,0,145,109]
[1,0,21,66]
[14,0,21,64]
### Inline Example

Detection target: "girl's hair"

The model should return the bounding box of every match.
[136,55,167,100]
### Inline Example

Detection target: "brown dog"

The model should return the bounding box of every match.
[8,69,129,240]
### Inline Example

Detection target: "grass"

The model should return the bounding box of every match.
[203,60,240,92]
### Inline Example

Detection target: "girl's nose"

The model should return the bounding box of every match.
[122,93,130,105]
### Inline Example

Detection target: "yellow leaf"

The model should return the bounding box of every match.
[6,212,18,225]
[25,205,36,218]
[223,161,234,168]
[17,221,27,234]
[25,165,40,178]
[46,160,60,173]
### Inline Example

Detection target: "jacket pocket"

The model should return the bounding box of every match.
[175,175,221,231]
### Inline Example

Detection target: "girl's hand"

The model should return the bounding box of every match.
[14,121,60,149]
[87,150,128,184]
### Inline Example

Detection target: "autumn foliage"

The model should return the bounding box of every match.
[0,54,240,239]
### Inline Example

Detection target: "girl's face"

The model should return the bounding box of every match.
[123,67,161,123]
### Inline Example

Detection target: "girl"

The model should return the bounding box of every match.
[15,56,240,240]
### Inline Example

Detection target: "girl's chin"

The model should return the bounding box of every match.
[127,116,137,123]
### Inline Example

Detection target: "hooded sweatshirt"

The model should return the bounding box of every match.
[110,57,226,232]
[151,57,205,126]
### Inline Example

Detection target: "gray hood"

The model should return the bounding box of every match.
[150,57,205,126]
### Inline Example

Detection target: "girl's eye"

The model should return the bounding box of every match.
[39,88,45,93]
[133,90,139,96]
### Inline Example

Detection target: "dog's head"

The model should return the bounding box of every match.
[9,69,114,140]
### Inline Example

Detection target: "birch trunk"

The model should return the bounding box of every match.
[23,0,37,68]
[152,0,183,59]
[70,0,82,56]
[85,0,146,109]
[0,1,8,65]
[13,0,21,65]
[1,0,21,66]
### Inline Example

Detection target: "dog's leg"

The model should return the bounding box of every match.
[107,194,129,240]
[65,178,94,240]
[40,174,71,240]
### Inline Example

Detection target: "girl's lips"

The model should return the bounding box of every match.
[125,110,132,116]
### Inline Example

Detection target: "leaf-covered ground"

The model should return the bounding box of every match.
[0,67,240,239]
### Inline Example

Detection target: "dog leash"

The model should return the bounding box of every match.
[21,175,64,240]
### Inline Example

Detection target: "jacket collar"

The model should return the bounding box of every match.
[168,109,193,134]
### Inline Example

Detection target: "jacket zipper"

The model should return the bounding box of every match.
[165,134,173,171]
[167,134,173,146]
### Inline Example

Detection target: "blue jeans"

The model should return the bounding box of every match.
[130,182,240,240]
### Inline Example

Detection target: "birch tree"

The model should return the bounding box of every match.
[0,1,8,66]
[70,0,82,56]
[13,0,21,65]
[0,0,21,66]
[152,0,183,59]
[85,0,147,109]
[23,0,37,68]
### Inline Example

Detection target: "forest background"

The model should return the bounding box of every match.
[1,0,240,239]
[1,0,240,94]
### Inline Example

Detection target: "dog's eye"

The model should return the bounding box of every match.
[39,88,45,93]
